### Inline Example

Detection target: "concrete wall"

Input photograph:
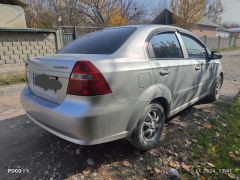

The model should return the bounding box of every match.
[236,38,240,46]
[0,29,58,68]
[0,4,26,28]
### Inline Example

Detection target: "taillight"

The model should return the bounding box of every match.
[67,61,112,96]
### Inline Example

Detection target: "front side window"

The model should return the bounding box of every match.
[181,34,207,59]
[149,32,183,59]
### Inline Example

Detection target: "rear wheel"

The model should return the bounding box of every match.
[207,75,223,102]
[131,103,165,150]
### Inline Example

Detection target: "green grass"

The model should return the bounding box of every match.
[0,73,26,86]
[189,95,240,179]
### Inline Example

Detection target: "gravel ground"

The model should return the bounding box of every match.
[0,84,25,120]
[0,51,239,180]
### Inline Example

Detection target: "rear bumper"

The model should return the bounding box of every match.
[21,87,132,145]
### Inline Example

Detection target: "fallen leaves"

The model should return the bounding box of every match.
[229,150,240,161]
[215,132,220,137]
[166,150,178,157]
[185,139,192,145]
[180,162,191,172]
[227,172,236,179]
[82,169,90,176]
[192,139,198,143]
[203,124,212,130]
[121,160,131,167]
[169,161,178,168]
[220,121,227,127]
[148,149,160,156]
[153,168,161,174]
[206,162,215,168]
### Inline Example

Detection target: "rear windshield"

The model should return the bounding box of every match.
[58,27,137,54]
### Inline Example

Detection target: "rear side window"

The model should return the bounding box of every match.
[58,27,136,54]
[181,34,207,59]
[149,32,183,59]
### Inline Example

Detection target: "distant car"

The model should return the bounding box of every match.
[21,25,223,150]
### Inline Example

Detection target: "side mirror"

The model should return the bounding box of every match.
[210,51,222,60]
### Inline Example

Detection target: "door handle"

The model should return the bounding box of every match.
[195,66,201,71]
[159,70,169,76]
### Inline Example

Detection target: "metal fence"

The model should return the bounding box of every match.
[199,36,240,50]
[59,26,102,47]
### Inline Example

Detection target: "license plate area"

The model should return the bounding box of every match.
[33,74,62,93]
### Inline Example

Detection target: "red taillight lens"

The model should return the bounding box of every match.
[67,61,112,96]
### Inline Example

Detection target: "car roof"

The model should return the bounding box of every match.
[107,24,195,37]
[103,24,207,58]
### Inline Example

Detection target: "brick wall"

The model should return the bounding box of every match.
[0,29,58,68]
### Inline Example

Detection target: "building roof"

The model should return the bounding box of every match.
[217,26,230,32]
[197,17,219,27]
[151,9,175,25]
[0,0,28,8]
[229,28,240,33]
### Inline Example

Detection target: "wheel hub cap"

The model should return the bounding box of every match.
[142,109,162,141]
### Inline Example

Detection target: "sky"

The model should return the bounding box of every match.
[140,0,240,24]
[221,0,240,24]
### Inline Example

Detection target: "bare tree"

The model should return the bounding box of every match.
[76,0,145,27]
[204,0,223,23]
[24,0,54,28]
[24,0,145,28]
[171,0,205,30]
[24,0,88,28]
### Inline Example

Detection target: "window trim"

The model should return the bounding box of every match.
[146,31,185,60]
[179,33,209,60]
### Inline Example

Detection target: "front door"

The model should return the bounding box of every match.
[179,33,214,98]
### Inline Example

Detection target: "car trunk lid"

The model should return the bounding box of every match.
[26,54,79,104]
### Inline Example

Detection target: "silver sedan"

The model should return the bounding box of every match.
[21,25,223,150]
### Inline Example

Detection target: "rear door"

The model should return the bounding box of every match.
[147,31,195,110]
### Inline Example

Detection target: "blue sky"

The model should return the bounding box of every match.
[139,0,240,24]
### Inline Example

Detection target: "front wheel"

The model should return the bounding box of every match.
[130,103,165,151]
[207,75,223,102]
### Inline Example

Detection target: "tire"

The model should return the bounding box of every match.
[130,103,165,151]
[207,75,223,102]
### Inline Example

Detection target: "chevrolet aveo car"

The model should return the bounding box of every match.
[21,25,223,150]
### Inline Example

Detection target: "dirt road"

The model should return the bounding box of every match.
[0,51,239,180]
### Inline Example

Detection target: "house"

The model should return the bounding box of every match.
[151,8,219,37]
[229,28,240,37]
[216,26,230,38]
[191,17,219,37]
[0,0,28,28]
[151,9,175,25]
